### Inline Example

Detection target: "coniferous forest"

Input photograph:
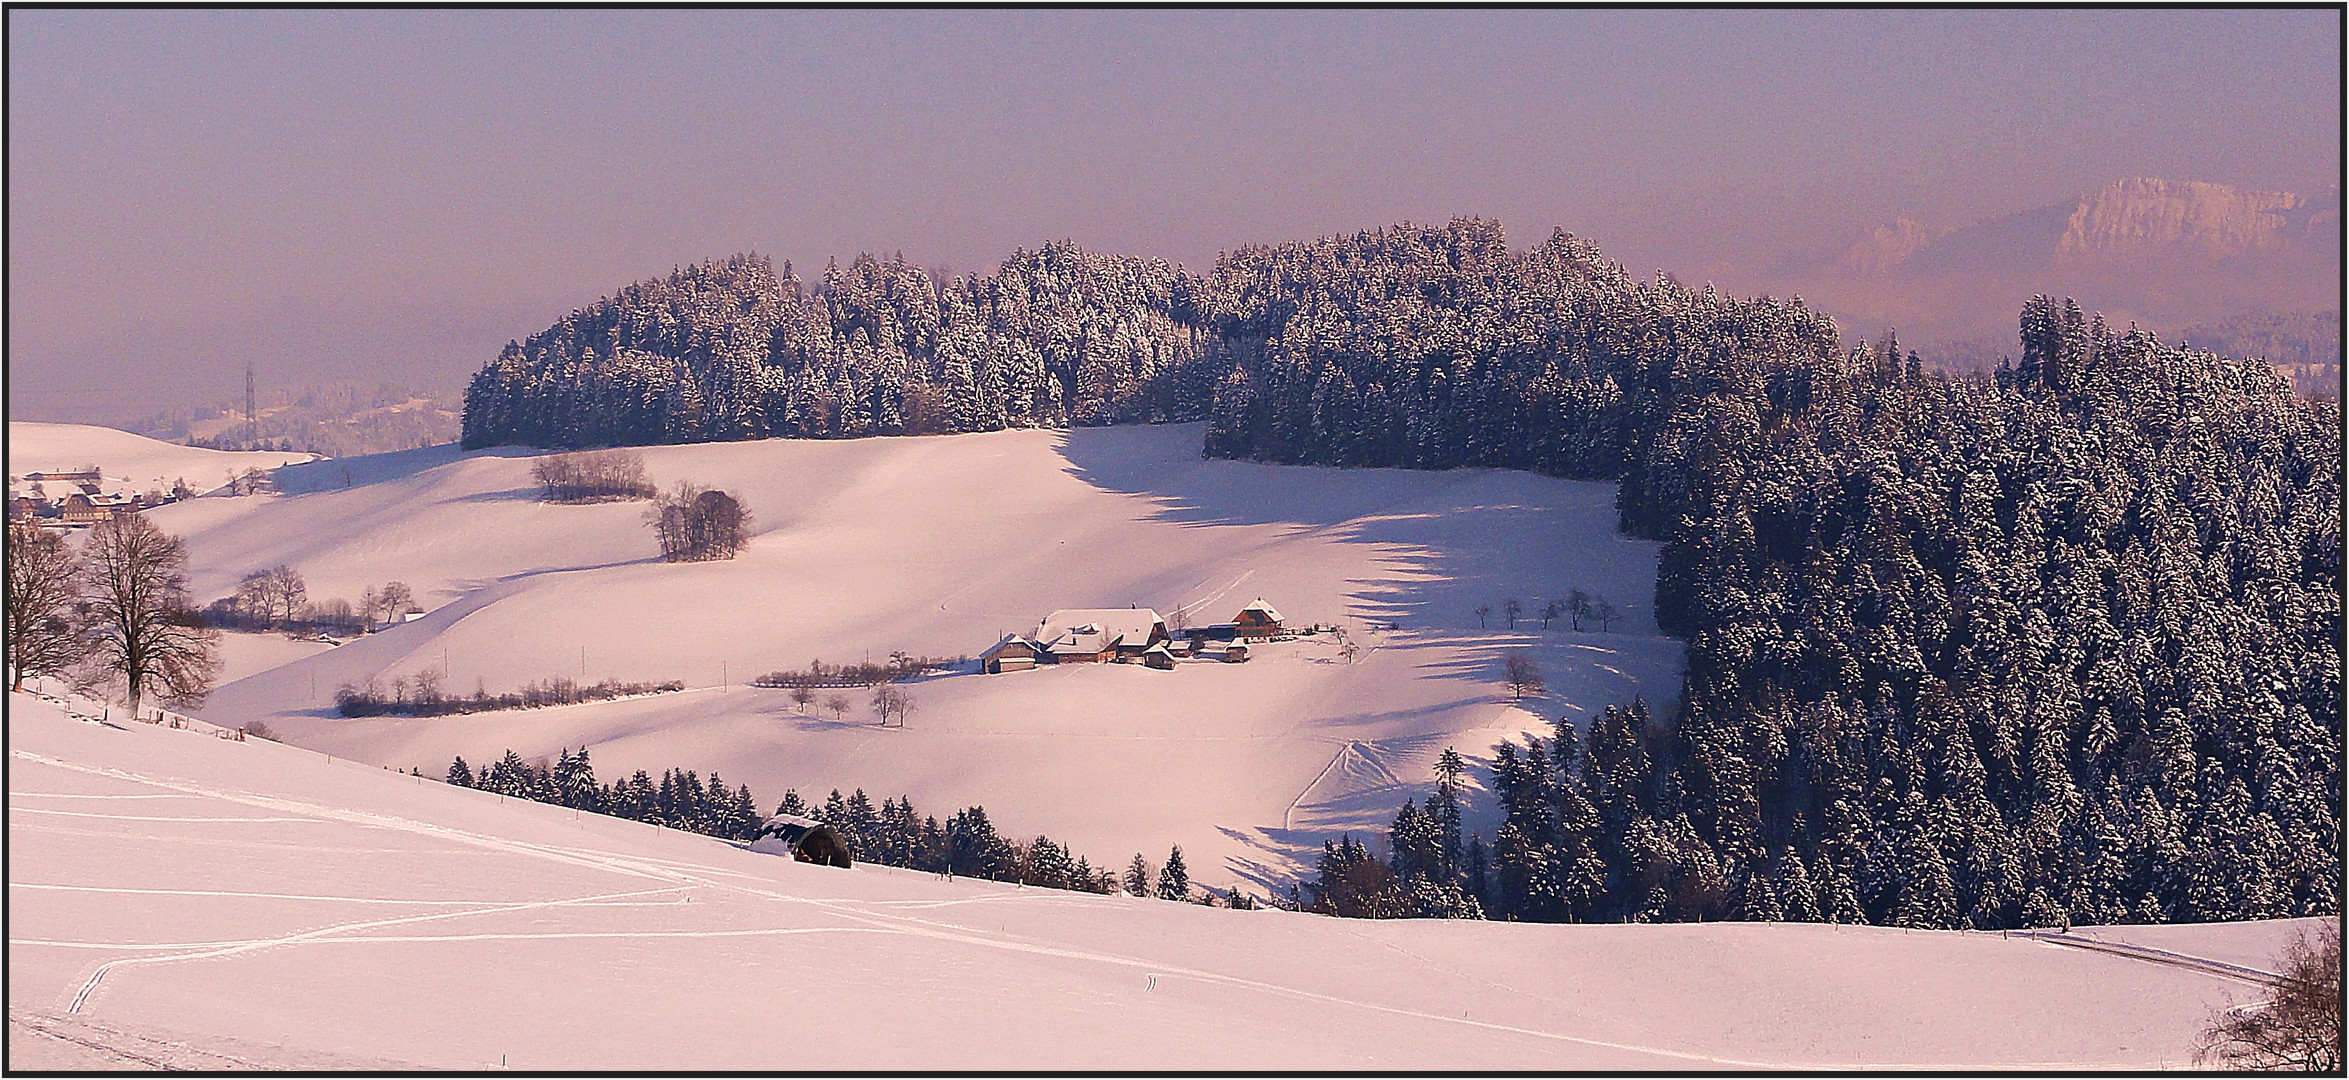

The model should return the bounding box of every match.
[461,245,1210,449]
[463,219,2341,928]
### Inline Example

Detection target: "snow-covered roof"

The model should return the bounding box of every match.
[979,634,1039,659]
[1235,598,1283,623]
[1045,630,1118,655]
[1034,608,1164,647]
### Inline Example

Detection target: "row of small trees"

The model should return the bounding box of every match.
[438,748,1232,903]
[338,675,684,718]
[1474,591,1620,632]
[209,566,416,634]
[5,519,219,714]
[530,448,654,502]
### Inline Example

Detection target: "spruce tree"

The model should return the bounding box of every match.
[1157,845,1190,901]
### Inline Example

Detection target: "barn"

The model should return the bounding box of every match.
[750,814,854,867]
[979,635,1041,674]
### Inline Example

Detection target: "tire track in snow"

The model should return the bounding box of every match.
[10,808,326,824]
[16,749,2146,1069]
[59,886,690,1013]
[11,883,577,906]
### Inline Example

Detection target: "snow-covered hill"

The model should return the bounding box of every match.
[165,423,1682,889]
[7,422,314,495]
[8,693,2308,1070]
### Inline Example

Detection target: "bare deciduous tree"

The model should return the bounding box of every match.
[270,565,308,624]
[648,481,751,562]
[790,685,816,714]
[380,581,415,624]
[531,449,654,503]
[6,525,83,691]
[1594,599,1619,633]
[82,515,219,714]
[2198,925,2341,1071]
[1503,597,1523,630]
[1474,603,1492,630]
[1541,600,1563,630]
[871,683,915,727]
[823,693,851,723]
[1567,589,1591,632]
[1501,649,1544,701]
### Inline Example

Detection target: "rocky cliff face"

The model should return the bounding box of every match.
[1840,177,2335,274]
[1837,217,1956,274]
[1785,178,2339,394]
[2057,177,2312,260]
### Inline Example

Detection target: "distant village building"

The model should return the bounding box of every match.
[18,469,102,484]
[1221,641,1250,663]
[59,492,138,526]
[1142,642,1176,670]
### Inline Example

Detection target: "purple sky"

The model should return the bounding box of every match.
[9,9,2339,423]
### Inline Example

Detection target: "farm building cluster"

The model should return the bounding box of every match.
[979,598,1318,674]
[7,469,191,527]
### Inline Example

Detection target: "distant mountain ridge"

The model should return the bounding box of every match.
[1842,177,2339,276]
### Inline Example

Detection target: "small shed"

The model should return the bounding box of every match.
[979,635,1041,674]
[752,813,854,867]
[1142,642,1176,670]
[1234,598,1284,641]
[1221,641,1250,663]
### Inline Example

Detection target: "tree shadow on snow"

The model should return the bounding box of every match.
[1051,424,1656,637]
[274,443,536,495]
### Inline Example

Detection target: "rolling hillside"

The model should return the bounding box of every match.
[9,691,2310,1070]
[98,421,1686,890]
[7,422,314,496]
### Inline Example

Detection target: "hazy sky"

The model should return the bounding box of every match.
[9,9,2339,423]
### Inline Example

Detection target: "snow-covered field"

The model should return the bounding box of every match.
[210,632,339,690]
[97,420,1686,888]
[8,422,313,496]
[8,692,2310,1070]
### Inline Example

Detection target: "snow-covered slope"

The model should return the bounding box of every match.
[7,422,314,493]
[8,693,2308,1070]
[170,424,1683,888]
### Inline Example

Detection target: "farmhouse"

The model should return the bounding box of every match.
[1234,598,1284,640]
[976,602,1287,673]
[1034,608,1168,664]
[981,608,1173,672]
